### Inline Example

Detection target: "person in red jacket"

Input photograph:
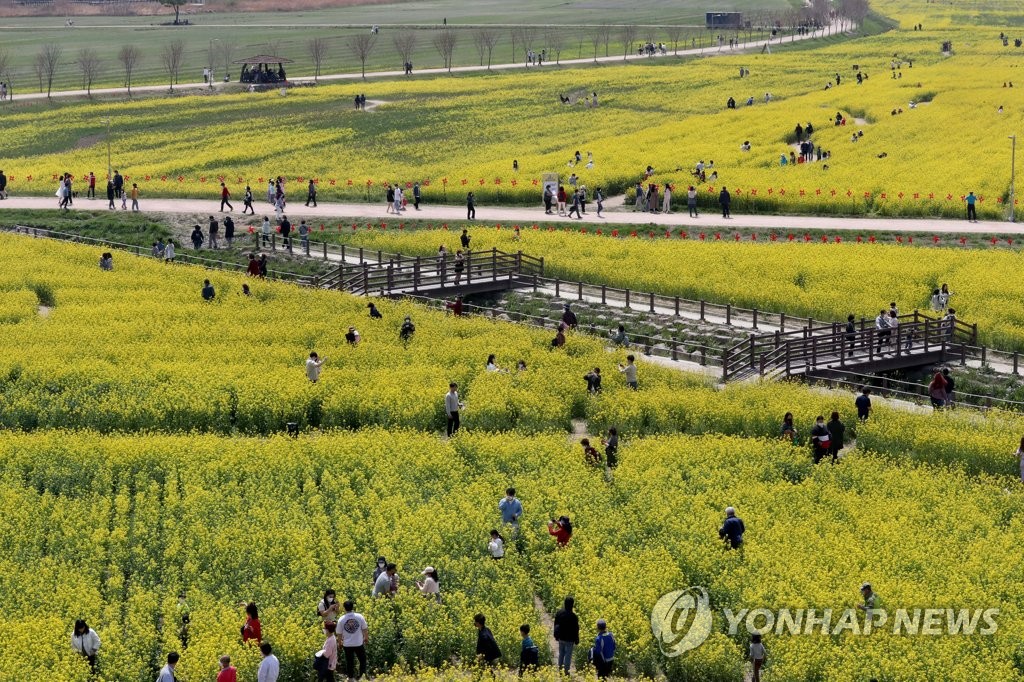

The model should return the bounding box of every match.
[246,254,261,277]
[217,654,237,682]
[241,602,262,644]
[556,185,567,215]
[220,182,234,212]
[548,516,573,547]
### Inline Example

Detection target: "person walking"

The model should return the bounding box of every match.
[223,216,235,248]
[943,368,956,407]
[338,601,369,681]
[399,316,416,342]
[220,182,234,212]
[466,192,476,220]
[306,352,326,383]
[662,183,672,213]
[243,185,255,214]
[595,187,604,217]
[164,239,175,263]
[718,506,745,549]
[845,314,857,353]
[618,355,638,389]
[875,309,891,353]
[217,654,238,682]
[299,220,310,255]
[553,597,580,675]
[208,216,220,250]
[445,382,464,436]
[413,182,421,210]
[749,632,766,682]
[106,179,115,210]
[499,487,523,528]
[202,279,216,301]
[810,415,832,464]
[280,216,292,252]
[130,183,140,212]
[0,169,8,199]
[856,387,872,421]
[385,185,395,213]
[589,620,616,679]
[603,428,619,468]
[543,185,554,214]
[474,614,502,667]
[687,186,698,217]
[258,643,280,682]
[71,619,101,672]
[112,169,123,199]
[567,188,582,218]
[267,180,276,205]
[520,624,540,676]
[258,254,268,277]
[261,216,272,246]
[452,251,465,285]
[826,411,845,463]
[966,191,977,222]
[558,185,568,215]
[306,179,318,207]
[86,171,95,199]
[157,652,180,682]
[719,187,731,218]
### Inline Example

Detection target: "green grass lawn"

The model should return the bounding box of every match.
[0,0,802,93]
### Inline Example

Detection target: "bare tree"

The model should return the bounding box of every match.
[0,48,9,91]
[264,40,282,56]
[510,27,519,62]
[599,24,613,57]
[392,31,417,71]
[161,40,185,91]
[308,37,329,81]
[521,26,538,55]
[432,28,457,73]
[33,53,45,93]
[545,29,565,64]
[478,28,498,69]
[37,44,62,98]
[118,44,141,96]
[472,28,489,66]
[348,33,377,79]
[620,25,637,60]
[590,29,602,62]
[78,48,102,95]
[666,25,683,55]
[219,41,237,80]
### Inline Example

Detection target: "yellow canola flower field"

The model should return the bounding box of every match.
[0,235,708,434]
[3,429,1024,681]
[1,18,1021,218]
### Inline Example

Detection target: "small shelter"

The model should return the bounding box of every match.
[234,55,294,84]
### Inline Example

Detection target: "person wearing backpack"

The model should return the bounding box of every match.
[519,624,539,676]
[589,619,616,678]
[553,596,580,675]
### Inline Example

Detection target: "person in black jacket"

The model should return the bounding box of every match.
[553,596,580,674]
[518,624,539,676]
[106,180,116,210]
[474,614,501,666]
[719,187,731,218]
[826,411,845,463]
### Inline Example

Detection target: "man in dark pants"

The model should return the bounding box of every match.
[0,169,8,199]
[338,601,369,681]
[280,215,292,252]
[466,192,476,220]
[966,191,977,222]
[445,382,463,436]
[306,179,317,207]
[413,182,421,210]
[112,169,123,199]
[461,228,471,249]
[719,187,731,217]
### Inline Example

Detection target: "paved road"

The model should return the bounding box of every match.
[4,24,836,102]
[0,195,1015,234]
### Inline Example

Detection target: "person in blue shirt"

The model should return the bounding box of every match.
[718,506,745,549]
[518,624,539,676]
[499,488,523,527]
[589,619,616,678]
[966,191,977,222]
[855,387,872,421]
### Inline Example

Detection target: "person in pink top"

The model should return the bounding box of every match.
[319,621,339,681]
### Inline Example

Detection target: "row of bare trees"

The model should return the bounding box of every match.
[1,4,868,101]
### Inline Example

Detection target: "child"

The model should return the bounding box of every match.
[749,633,766,682]
[580,438,602,466]
[120,186,128,210]
[519,624,539,676]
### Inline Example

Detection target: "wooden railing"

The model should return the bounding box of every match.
[722,311,977,381]
[318,248,545,296]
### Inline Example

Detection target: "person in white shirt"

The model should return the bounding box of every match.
[618,355,638,389]
[306,352,325,383]
[338,600,370,680]
[72,619,101,671]
[748,632,766,682]
[416,566,441,601]
[488,529,505,559]
[157,652,179,682]
[258,643,280,682]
